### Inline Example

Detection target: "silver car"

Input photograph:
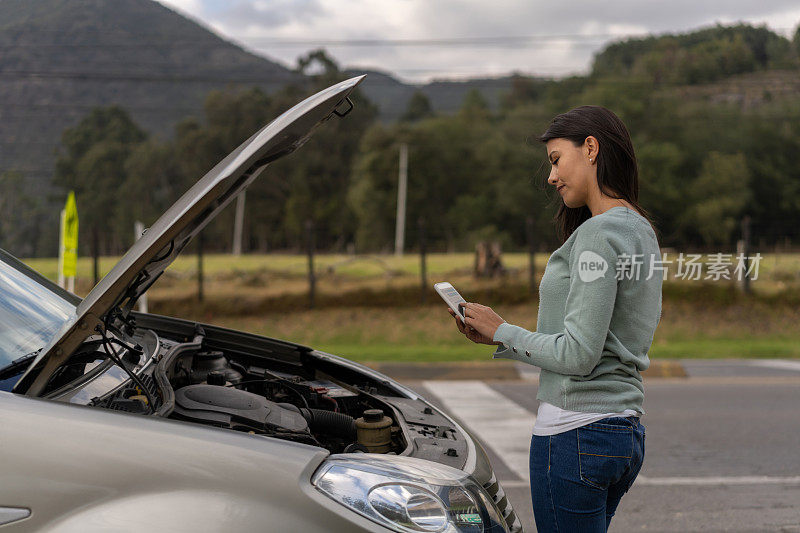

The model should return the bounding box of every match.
[0,76,523,533]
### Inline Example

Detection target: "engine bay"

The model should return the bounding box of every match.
[70,319,469,468]
[163,347,402,454]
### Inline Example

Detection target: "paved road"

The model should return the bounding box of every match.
[406,359,800,532]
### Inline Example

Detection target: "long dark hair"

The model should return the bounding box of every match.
[539,105,659,243]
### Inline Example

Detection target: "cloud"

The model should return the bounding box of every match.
[212,0,325,30]
[157,0,205,17]
[156,0,800,82]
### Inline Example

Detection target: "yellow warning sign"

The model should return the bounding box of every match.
[61,191,78,278]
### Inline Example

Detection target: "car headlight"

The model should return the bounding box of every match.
[311,454,508,532]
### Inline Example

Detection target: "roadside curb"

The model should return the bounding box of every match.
[643,360,688,378]
[364,361,521,381]
[363,359,687,381]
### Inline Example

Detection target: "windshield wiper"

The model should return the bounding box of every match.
[14,349,42,364]
[0,349,42,379]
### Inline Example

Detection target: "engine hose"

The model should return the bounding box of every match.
[154,333,204,417]
[301,408,356,439]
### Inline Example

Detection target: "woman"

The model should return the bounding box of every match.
[449,105,662,532]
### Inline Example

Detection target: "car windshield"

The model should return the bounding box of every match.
[0,253,75,373]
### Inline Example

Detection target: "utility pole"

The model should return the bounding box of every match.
[232,192,246,256]
[394,143,408,256]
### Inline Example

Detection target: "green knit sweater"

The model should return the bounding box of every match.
[492,206,663,414]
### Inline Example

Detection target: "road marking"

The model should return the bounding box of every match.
[646,376,800,385]
[420,379,800,489]
[498,480,529,488]
[636,475,800,486]
[422,380,536,481]
[497,476,800,488]
[747,359,800,372]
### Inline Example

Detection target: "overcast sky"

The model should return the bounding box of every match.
[157,0,800,83]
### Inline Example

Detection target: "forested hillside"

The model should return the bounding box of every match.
[347,23,800,253]
[592,23,795,84]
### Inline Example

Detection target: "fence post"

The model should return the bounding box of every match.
[92,227,100,285]
[306,219,316,309]
[418,216,427,304]
[197,231,204,302]
[737,215,751,294]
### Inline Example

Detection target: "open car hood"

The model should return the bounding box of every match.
[16,75,365,396]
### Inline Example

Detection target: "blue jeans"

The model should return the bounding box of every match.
[529,416,645,532]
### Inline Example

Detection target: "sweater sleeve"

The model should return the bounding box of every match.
[491,222,620,376]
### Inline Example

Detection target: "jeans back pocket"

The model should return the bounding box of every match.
[577,422,634,490]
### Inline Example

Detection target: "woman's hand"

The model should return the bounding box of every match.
[448,303,505,345]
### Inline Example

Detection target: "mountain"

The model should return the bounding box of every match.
[0,0,299,189]
[346,68,515,121]
[0,0,519,192]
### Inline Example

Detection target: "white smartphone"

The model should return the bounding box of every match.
[434,282,467,323]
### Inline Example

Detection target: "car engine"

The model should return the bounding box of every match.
[165,348,399,453]
[89,336,406,455]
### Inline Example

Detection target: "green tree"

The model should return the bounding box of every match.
[500,74,548,111]
[117,140,184,246]
[594,23,795,86]
[741,111,800,243]
[679,152,751,245]
[794,23,800,58]
[169,116,231,251]
[266,49,379,250]
[400,91,434,122]
[0,172,42,257]
[459,89,491,120]
[296,48,342,87]
[55,106,146,184]
[72,141,132,253]
[54,106,146,260]
[637,142,685,242]
[347,125,399,252]
[204,87,273,149]
[348,110,543,252]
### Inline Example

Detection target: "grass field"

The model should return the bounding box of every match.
[22,252,800,362]
[207,298,800,362]
[24,251,800,290]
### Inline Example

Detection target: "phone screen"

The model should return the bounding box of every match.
[435,282,466,322]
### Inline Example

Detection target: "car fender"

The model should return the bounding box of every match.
[0,392,384,532]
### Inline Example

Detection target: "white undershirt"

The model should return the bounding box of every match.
[532,401,639,436]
